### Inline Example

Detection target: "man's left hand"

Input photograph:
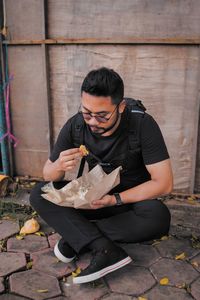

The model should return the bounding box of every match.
[90,195,116,209]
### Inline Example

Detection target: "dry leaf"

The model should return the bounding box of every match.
[34,231,45,237]
[160,236,169,241]
[160,277,169,285]
[175,252,186,260]
[72,267,81,277]
[26,261,33,269]
[16,234,25,240]
[138,297,148,300]
[191,261,199,268]
[36,289,48,293]
[152,241,160,246]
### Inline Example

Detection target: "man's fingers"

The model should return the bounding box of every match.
[60,148,81,157]
[60,152,81,162]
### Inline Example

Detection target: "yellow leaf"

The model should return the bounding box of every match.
[36,289,48,293]
[26,261,33,269]
[34,231,45,237]
[16,234,25,240]
[161,236,169,241]
[138,297,148,300]
[160,277,169,285]
[72,267,81,277]
[175,252,186,260]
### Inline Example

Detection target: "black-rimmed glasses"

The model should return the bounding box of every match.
[79,104,119,123]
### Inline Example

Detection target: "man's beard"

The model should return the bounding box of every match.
[89,112,120,136]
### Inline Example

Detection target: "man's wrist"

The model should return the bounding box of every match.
[113,193,124,206]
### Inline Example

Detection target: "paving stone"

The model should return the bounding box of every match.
[48,233,62,249]
[169,224,200,239]
[0,278,4,293]
[76,251,92,270]
[191,277,200,300]
[190,253,200,273]
[7,234,49,254]
[48,297,68,300]
[150,258,199,286]
[0,295,29,299]
[154,237,200,259]
[106,265,156,296]
[121,243,161,267]
[101,293,135,300]
[0,252,26,276]
[60,279,108,299]
[9,269,61,300]
[0,220,20,241]
[144,285,193,300]
[31,248,76,278]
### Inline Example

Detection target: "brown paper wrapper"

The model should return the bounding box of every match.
[41,165,121,209]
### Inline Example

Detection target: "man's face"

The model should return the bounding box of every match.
[81,92,124,135]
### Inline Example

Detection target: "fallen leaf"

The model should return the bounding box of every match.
[138,297,148,300]
[36,289,48,293]
[72,267,81,277]
[191,261,199,268]
[26,261,33,269]
[161,236,169,241]
[152,241,160,246]
[175,252,186,260]
[16,234,25,240]
[34,231,45,237]
[160,277,169,285]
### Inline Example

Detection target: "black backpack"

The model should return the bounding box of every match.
[72,98,146,177]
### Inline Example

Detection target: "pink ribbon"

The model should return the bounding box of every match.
[0,75,19,147]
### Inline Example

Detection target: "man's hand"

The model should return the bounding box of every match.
[90,195,116,209]
[55,148,82,172]
[43,148,82,181]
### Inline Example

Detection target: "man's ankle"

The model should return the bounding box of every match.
[88,237,116,251]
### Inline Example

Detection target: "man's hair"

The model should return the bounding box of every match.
[81,67,124,105]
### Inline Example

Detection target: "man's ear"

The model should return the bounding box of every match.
[119,99,126,113]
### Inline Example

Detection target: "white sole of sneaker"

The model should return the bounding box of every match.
[73,255,132,284]
[54,241,75,263]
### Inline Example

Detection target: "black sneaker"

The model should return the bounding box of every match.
[73,246,132,284]
[54,238,76,263]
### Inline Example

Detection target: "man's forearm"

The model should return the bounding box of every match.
[43,160,65,182]
[119,179,173,204]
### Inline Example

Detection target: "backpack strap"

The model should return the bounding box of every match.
[125,98,146,151]
[71,114,86,178]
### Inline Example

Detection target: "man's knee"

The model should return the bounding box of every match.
[29,181,47,208]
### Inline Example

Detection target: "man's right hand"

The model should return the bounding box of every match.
[43,148,82,181]
[55,148,82,172]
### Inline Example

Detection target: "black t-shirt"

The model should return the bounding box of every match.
[50,107,169,192]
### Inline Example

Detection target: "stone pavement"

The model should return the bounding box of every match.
[0,193,200,299]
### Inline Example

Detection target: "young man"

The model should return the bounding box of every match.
[30,67,173,284]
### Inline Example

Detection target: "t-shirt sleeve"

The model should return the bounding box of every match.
[141,113,169,165]
[49,119,74,162]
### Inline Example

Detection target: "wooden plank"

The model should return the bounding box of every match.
[41,0,53,152]
[195,105,200,192]
[5,0,44,39]
[49,45,200,192]
[3,37,200,45]
[8,46,49,177]
[48,0,200,39]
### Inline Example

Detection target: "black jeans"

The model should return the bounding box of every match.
[30,181,171,253]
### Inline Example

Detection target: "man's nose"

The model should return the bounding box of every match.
[88,116,99,125]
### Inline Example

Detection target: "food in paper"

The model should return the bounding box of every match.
[41,165,121,209]
[79,145,89,156]
[20,218,40,235]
